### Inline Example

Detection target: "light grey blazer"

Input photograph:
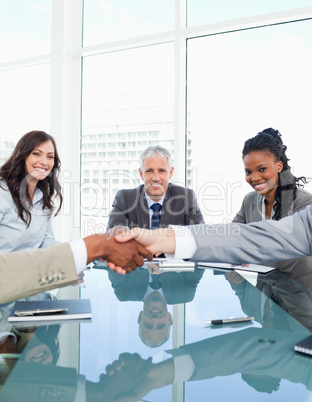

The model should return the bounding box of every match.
[189,205,312,266]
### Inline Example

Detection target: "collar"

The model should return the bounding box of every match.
[32,186,44,203]
[144,192,165,208]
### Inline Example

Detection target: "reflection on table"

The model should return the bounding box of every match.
[1,259,312,401]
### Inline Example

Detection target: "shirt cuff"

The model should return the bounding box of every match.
[167,225,197,259]
[172,355,196,383]
[69,239,88,275]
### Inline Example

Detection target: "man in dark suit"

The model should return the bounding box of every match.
[107,267,204,304]
[107,146,204,229]
[104,267,204,347]
[106,267,204,347]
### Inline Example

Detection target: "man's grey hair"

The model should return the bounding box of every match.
[140,146,172,170]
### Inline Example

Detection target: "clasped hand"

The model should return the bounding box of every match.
[106,227,176,274]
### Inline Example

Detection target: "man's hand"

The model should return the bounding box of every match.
[83,231,153,271]
[86,353,152,402]
[105,228,176,274]
[115,227,175,256]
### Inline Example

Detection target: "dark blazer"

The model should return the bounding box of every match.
[107,183,204,229]
[107,268,204,304]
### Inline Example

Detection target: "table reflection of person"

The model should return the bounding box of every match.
[21,325,60,365]
[225,269,312,332]
[1,303,154,401]
[2,325,312,401]
[138,290,173,347]
[104,326,312,401]
[1,322,152,402]
[0,311,60,392]
[105,266,204,347]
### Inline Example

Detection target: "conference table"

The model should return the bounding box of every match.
[1,260,312,401]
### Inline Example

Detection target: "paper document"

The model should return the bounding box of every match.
[198,262,275,274]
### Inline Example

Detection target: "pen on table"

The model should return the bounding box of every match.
[14,308,68,317]
[204,316,254,325]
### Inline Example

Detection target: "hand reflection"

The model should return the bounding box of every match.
[101,353,173,402]
[86,353,152,401]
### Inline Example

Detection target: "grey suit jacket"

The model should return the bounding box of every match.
[232,178,312,275]
[0,243,78,304]
[189,205,312,265]
[169,327,312,388]
[107,268,204,304]
[108,183,204,229]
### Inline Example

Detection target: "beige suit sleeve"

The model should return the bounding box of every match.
[0,243,78,303]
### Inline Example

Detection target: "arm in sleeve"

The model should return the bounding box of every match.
[0,243,79,303]
[190,206,312,264]
[170,328,312,388]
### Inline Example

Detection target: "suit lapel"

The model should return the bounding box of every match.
[160,184,175,226]
[137,186,150,229]
[254,194,264,221]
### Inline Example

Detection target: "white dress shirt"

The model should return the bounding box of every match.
[69,239,88,275]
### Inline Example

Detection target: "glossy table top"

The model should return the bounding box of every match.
[1,263,312,401]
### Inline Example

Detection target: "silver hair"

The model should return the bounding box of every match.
[140,146,172,170]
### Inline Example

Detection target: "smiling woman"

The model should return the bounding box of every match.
[233,127,312,275]
[236,128,311,221]
[25,140,55,200]
[0,130,63,254]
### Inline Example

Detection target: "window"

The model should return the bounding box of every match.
[0,0,52,63]
[187,0,312,26]
[83,0,175,46]
[81,43,174,234]
[187,20,312,223]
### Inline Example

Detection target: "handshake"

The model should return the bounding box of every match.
[83,226,176,274]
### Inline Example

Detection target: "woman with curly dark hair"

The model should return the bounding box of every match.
[233,127,312,277]
[0,130,63,253]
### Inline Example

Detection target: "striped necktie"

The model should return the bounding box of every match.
[150,274,161,290]
[150,203,162,229]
